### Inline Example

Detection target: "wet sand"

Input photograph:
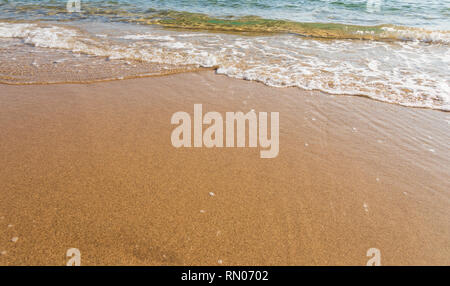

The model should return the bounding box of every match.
[0,71,449,265]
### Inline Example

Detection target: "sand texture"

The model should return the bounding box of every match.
[0,71,449,265]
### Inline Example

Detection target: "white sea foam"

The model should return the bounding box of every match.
[381,27,450,45]
[120,34,175,41]
[1,22,448,111]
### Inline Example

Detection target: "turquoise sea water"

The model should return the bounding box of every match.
[1,0,449,29]
[0,1,449,110]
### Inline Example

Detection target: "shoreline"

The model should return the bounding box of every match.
[0,71,449,265]
[1,19,448,111]
[1,69,448,113]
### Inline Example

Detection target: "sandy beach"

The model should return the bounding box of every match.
[0,71,448,265]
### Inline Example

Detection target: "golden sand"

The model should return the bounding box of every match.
[0,71,449,265]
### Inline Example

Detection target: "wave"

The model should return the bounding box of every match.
[0,21,448,111]
[1,3,449,44]
[128,11,450,45]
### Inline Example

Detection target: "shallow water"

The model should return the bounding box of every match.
[0,1,449,110]
[2,0,449,29]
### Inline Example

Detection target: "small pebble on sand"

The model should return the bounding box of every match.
[363,203,369,213]
[200,210,206,213]
[11,237,19,243]
[218,259,223,264]
[209,192,215,197]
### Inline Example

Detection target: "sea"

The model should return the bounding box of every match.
[0,0,449,110]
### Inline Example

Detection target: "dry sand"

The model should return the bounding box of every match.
[0,71,449,265]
